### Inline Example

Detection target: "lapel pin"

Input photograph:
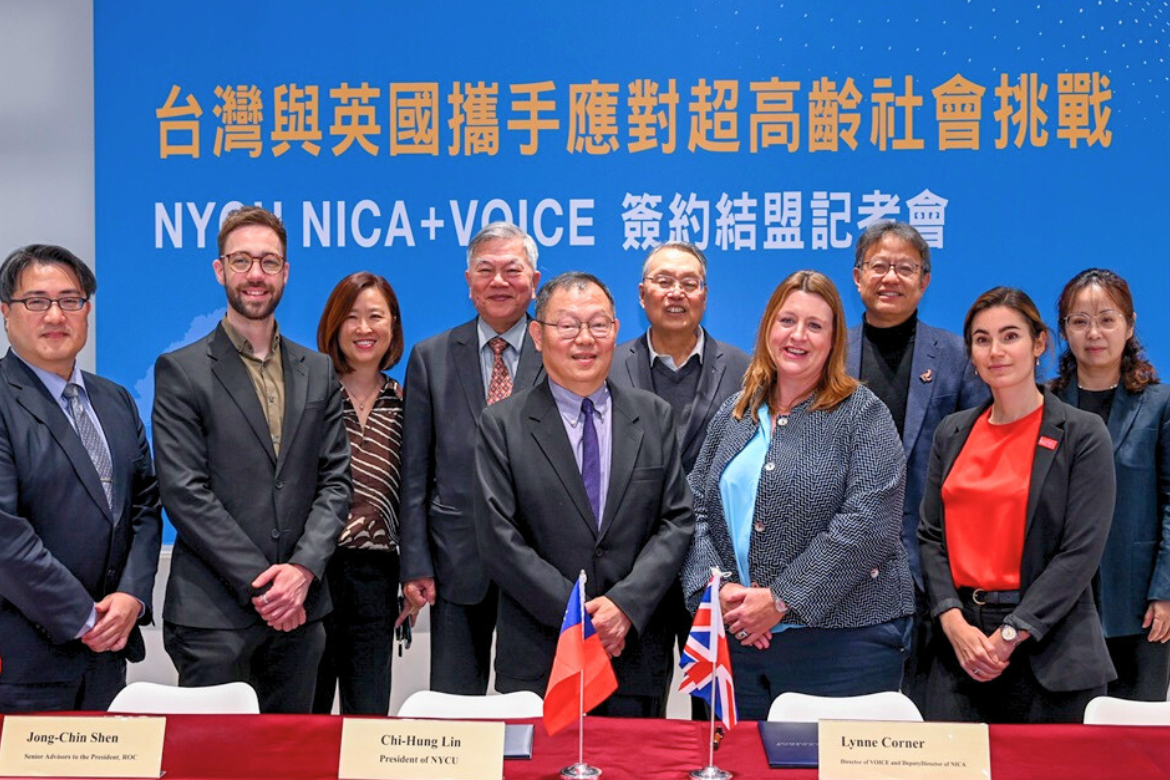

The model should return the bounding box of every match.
[1038,436,1058,450]
[919,368,933,383]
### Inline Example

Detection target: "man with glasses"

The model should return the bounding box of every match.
[475,272,694,717]
[846,220,987,706]
[609,241,748,715]
[0,244,162,711]
[399,222,545,696]
[152,206,351,713]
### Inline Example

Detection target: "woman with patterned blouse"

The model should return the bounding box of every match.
[682,270,914,721]
[311,272,405,715]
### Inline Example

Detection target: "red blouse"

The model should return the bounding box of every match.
[942,403,1044,590]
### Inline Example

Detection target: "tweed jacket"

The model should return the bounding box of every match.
[682,385,915,628]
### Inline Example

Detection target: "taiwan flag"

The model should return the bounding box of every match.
[679,572,738,732]
[543,574,618,735]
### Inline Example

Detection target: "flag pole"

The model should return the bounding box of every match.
[577,570,586,770]
[690,567,732,780]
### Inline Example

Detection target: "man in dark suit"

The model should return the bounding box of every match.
[475,272,694,717]
[398,222,544,695]
[846,220,988,704]
[0,244,161,712]
[609,241,748,715]
[152,207,351,714]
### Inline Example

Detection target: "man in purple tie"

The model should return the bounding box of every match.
[474,271,695,718]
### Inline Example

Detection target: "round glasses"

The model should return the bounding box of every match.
[222,252,286,275]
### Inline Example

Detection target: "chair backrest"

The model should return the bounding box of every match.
[108,681,260,714]
[396,691,543,719]
[1084,696,1170,725]
[767,691,923,723]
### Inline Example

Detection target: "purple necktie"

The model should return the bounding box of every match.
[580,397,601,526]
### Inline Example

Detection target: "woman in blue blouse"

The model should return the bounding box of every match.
[681,270,915,720]
[1052,268,1170,701]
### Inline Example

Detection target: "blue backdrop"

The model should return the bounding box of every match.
[95,1,1168,539]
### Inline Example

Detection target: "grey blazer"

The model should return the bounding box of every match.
[682,386,914,628]
[152,324,352,629]
[398,317,544,604]
[918,388,1116,691]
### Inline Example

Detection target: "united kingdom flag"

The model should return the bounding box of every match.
[679,570,738,731]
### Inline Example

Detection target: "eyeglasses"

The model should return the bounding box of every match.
[8,296,88,312]
[645,275,706,294]
[538,317,616,340]
[221,252,286,275]
[864,260,920,279]
[1062,311,1125,333]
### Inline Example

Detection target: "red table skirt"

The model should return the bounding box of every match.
[3,714,1170,779]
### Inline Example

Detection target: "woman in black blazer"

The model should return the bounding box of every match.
[1052,268,1170,702]
[918,287,1116,723]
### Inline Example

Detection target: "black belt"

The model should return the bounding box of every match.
[959,587,1021,606]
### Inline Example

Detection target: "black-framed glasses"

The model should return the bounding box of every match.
[8,296,89,312]
[221,252,286,275]
[538,317,615,340]
[645,275,706,294]
[864,260,920,279]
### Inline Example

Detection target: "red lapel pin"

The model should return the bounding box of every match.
[1038,436,1058,450]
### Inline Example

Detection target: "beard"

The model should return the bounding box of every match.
[226,281,284,321]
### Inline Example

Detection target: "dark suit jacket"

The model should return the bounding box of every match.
[474,380,695,696]
[398,317,544,604]
[0,351,161,683]
[609,329,751,473]
[152,324,351,629]
[918,388,1117,692]
[1057,382,1170,638]
[847,320,988,588]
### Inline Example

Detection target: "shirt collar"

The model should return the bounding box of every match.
[12,349,86,404]
[221,316,282,359]
[646,327,705,367]
[549,379,611,428]
[477,316,528,353]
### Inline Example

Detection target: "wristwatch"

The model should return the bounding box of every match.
[1001,624,1019,643]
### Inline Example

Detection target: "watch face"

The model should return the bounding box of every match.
[1002,625,1018,642]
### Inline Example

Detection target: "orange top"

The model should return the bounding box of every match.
[942,403,1044,590]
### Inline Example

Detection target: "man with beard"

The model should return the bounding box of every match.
[152,206,351,713]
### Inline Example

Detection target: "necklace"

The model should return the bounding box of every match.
[345,380,384,412]
[1077,382,1119,391]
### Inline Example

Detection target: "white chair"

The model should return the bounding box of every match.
[1084,696,1170,725]
[108,681,260,714]
[396,691,543,719]
[767,691,923,723]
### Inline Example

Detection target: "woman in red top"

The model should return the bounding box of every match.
[918,287,1116,723]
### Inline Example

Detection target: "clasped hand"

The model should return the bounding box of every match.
[251,563,313,632]
[585,596,632,657]
[722,583,784,650]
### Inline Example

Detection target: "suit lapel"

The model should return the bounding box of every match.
[450,319,486,419]
[513,318,545,390]
[1106,387,1143,455]
[599,385,643,541]
[4,355,113,522]
[625,336,655,390]
[209,326,276,464]
[846,325,862,377]
[903,322,939,457]
[1024,394,1064,537]
[681,332,725,457]
[528,382,598,537]
[277,342,308,476]
[86,376,129,524]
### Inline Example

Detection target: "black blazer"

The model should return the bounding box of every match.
[474,380,695,696]
[152,324,352,629]
[0,351,162,683]
[918,387,1116,691]
[398,317,544,604]
[609,329,750,473]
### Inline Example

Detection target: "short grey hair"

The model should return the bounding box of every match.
[466,222,539,271]
[0,244,97,303]
[853,221,931,275]
[534,272,614,321]
[640,241,708,279]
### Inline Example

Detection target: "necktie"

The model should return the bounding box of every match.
[486,337,512,405]
[581,397,601,525]
[62,383,114,512]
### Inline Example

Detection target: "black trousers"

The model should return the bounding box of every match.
[429,584,498,695]
[0,651,126,713]
[163,619,325,714]
[313,547,400,715]
[923,602,1104,723]
[1106,633,1170,702]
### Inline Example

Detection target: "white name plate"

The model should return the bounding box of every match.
[819,720,990,780]
[339,718,505,780]
[0,715,165,778]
